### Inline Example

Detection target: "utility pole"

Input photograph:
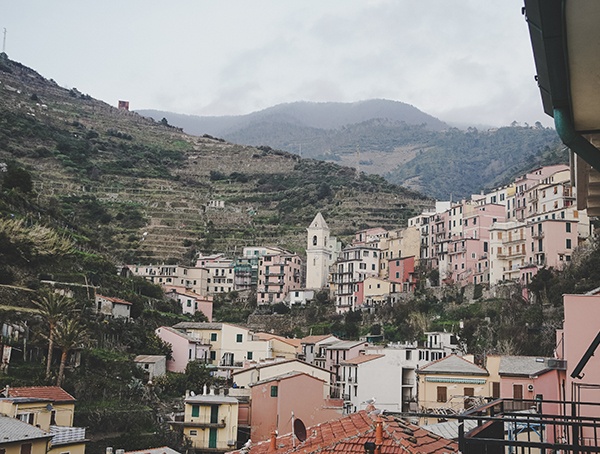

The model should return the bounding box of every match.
[2,28,6,53]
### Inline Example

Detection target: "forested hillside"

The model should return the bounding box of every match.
[141,104,564,200]
[0,54,432,266]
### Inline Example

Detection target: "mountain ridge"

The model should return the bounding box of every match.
[138,101,565,200]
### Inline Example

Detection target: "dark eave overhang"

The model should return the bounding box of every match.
[524,0,600,172]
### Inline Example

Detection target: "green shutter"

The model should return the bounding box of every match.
[191,405,199,417]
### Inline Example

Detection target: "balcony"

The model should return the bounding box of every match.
[531,231,544,239]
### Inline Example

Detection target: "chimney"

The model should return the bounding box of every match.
[106,448,113,454]
[268,431,277,453]
[375,417,383,454]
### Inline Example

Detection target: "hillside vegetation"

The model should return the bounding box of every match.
[141,103,565,200]
[0,53,432,266]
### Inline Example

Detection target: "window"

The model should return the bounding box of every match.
[236,334,243,342]
[566,222,572,233]
[17,413,34,425]
[210,351,216,360]
[247,351,253,360]
[191,405,200,417]
[437,386,447,402]
[270,385,278,397]
[210,333,217,341]
[190,430,198,436]
[492,382,500,398]
[313,235,318,246]
[566,239,572,249]
[20,444,32,454]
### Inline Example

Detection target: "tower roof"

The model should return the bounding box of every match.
[309,212,329,230]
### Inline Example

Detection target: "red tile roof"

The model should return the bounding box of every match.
[6,386,76,402]
[227,410,457,453]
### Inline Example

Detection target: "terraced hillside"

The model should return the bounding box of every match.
[0,53,432,264]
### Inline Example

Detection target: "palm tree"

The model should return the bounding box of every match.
[53,318,87,387]
[32,291,77,380]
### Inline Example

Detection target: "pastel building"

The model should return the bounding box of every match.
[330,245,380,313]
[377,227,421,280]
[417,354,490,423]
[257,251,303,304]
[299,334,340,369]
[196,254,235,295]
[0,386,86,454]
[165,288,213,321]
[127,264,208,296]
[171,322,290,367]
[231,359,331,390]
[180,392,238,452]
[249,372,342,443]
[155,326,211,373]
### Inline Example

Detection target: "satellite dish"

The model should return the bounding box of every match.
[293,418,307,442]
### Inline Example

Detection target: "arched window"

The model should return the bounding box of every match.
[312,235,318,246]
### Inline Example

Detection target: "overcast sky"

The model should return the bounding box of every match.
[2,1,552,127]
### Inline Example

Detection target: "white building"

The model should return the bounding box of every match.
[94,294,132,319]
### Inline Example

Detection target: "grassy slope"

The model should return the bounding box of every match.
[0,55,432,265]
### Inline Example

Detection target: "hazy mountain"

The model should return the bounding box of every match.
[139,101,564,199]
[138,99,448,137]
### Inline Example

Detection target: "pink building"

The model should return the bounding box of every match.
[497,356,562,403]
[446,202,505,286]
[249,371,343,442]
[559,290,600,414]
[526,218,580,268]
[257,251,303,304]
[155,326,211,372]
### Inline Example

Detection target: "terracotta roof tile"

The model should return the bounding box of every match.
[227,410,457,454]
[6,386,76,402]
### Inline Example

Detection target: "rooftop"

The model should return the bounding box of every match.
[418,354,489,376]
[341,354,385,365]
[227,410,457,453]
[5,386,76,402]
[498,356,554,377]
[0,415,52,443]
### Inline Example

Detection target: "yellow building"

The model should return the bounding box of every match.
[0,415,52,454]
[0,386,86,454]
[417,354,489,424]
[178,392,239,452]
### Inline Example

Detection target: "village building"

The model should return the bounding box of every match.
[0,386,86,454]
[155,326,211,373]
[94,294,132,319]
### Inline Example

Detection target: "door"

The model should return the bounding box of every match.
[209,428,217,449]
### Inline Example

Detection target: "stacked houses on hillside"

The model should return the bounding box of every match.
[125,164,591,316]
